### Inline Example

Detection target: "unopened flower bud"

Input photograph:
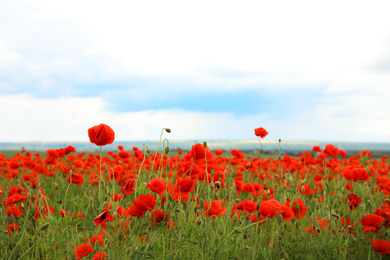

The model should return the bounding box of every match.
[40,222,50,231]
[246,162,250,169]
[165,128,171,133]
[214,181,221,189]
[54,182,59,190]
[165,147,170,155]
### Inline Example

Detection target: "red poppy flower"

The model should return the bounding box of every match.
[121,178,136,195]
[66,172,84,186]
[127,204,146,218]
[88,123,115,146]
[214,149,224,156]
[60,209,70,217]
[92,251,107,260]
[90,234,104,246]
[172,178,197,202]
[339,149,348,156]
[204,200,227,221]
[291,198,307,219]
[323,144,339,157]
[146,178,167,195]
[297,183,315,196]
[371,239,390,257]
[345,183,354,190]
[191,143,214,165]
[133,194,157,212]
[242,182,256,194]
[237,200,257,213]
[93,209,114,229]
[118,150,131,159]
[5,206,22,217]
[75,244,94,259]
[343,166,370,183]
[259,199,281,218]
[312,146,322,152]
[150,209,175,230]
[5,223,19,235]
[361,214,385,234]
[254,127,268,138]
[347,193,361,211]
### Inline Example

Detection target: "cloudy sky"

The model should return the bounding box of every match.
[1,0,390,143]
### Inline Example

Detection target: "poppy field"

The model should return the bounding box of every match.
[1,124,390,259]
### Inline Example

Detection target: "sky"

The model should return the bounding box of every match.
[1,0,390,143]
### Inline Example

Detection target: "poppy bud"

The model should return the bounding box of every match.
[332,213,340,219]
[300,186,305,193]
[203,142,207,147]
[165,128,171,133]
[40,222,50,231]
[166,163,170,172]
[246,162,250,169]
[54,182,59,190]
[214,181,221,189]
[165,147,170,155]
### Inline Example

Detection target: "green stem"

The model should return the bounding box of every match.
[152,128,166,171]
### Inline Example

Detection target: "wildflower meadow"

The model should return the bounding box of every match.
[0,124,389,259]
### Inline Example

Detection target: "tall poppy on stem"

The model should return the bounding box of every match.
[88,123,115,200]
[254,127,268,170]
[88,124,115,146]
[254,127,269,138]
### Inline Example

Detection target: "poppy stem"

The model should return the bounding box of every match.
[98,146,102,202]
[152,128,166,172]
[135,145,149,197]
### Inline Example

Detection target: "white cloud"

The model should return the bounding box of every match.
[0,94,388,143]
[1,0,390,93]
